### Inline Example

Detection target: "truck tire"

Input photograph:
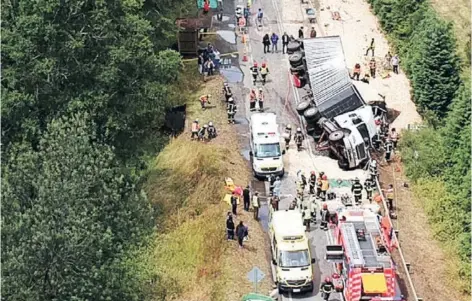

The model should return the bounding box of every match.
[289,52,303,67]
[338,159,349,170]
[287,41,301,53]
[303,107,321,122]
[290,65,305,75]
[306,124,315,135]
[328,130,344,142]
[296,99,312,115]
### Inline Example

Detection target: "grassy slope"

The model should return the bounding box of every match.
[144,71,272,301]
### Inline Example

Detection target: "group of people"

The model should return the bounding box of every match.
[197,43,219,76]
[226,212,249,249]
[249,61,270,85]
[190,119,218,141]
[351,38,401,82]
[297,26,317,39]
[248,86,265,111]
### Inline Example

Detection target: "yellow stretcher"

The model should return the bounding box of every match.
[224,177,241,205]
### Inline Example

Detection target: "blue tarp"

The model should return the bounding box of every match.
[197,0,218,9]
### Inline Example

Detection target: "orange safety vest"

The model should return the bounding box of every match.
[386,189,394,200]
[200,95,209,103]
[191,122,200,132]
[250,91,256,102]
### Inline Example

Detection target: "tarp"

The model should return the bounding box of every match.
[241,293,274,301]
[197,0,218,8]
[361,273,388,294]
[303,37,365,119]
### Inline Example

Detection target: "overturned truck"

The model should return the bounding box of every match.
[293,36,385,170]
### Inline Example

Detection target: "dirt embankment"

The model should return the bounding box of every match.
[144,73,272,301]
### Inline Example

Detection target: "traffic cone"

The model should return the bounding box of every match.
[241,34,246,44]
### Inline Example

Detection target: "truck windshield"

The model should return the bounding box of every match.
[255,143,281,158]
[279,250,310,268]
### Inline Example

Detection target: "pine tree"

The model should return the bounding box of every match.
[408,13,461,118]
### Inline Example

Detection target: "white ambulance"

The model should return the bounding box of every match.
[249,113,285,179]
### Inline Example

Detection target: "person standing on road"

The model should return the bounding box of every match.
[271,194,280,211]
[257,8,263,24]
[284,124,292,149]
[369,58,377,78]
[298,26,304,39]
[309,171,317,194]
[364,177,374,203]
[316,172,324,198]
[320,277,335,300]
[259,63,270,84]
[191,119,200,140]
[389,128,399,149]
[273,176,281,197]
[385,139,393,162]
[282,32,290,54]
[230,192,238,215]
[391,54,400,74]
[257,87,264,111]
[320,203,330,230]
[351,177,363,204]
[243,185,251,211]
[263,33,270,53]
[303,206,311,231]
[310,27,317,38]
[249,88,257,111]
[227,97,237,124]
[271,33,279,53]
[250,62,259,85]
[252,191,260,220]
[226,215,235,240]
[236,221,246,248]
[320,174,329,200]
[365,38,375,56]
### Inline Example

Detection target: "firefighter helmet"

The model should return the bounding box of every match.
[324,277,331,283]
[296,127,301,132]
[228,97,234,102]
[262,62,266,67]
[224,82,228,86]
[209,121,213,126]
[195,119,199,123]
[203,124,208,128]
[253,62,258,67]
[322,175,327,180]
[322,203,328,210]
[311,171,316,175]
[371,160,377,167]
[207,94,212,98]
[276,176,280,180]
[319,171,324,176]
[354,177,359,182]
[286,124,292,129]
[259,87,263,92]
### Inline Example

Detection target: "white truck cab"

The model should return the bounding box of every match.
[249,113,285,179]
[269,210,315,294]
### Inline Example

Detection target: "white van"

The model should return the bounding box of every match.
[249,113,285,179]
[268,210,315,294]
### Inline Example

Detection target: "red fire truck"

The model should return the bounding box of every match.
[326,208,403,301]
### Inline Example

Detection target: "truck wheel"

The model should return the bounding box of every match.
[338,160,349,170]
[329,130,344,142]
[278,283,284,294]
[287,41,301,53]
[296,99,312,115]
[289,52,303,67]
[306,125,315,135]
[303,107,321,122]
[290,65,305,75]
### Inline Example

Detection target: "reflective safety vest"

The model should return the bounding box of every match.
[227,103,236,113]
[321,179,329,191]
[258,93,264,101]
[385,142,393,153]
[303,208,311,220]
[386,189,394,200]
[365,181,374,192]
[250,91,257,101]
[250,66,259,75]
[260,67,268,75]
[352,183,363,196]
[316,179,322,188]
[309,175,316,184]
[191,122,200,132]
[252,196,260,208]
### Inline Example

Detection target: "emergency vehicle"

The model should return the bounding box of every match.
[249,113,285,179]
[268,210,315,294]
[326,208,402,301]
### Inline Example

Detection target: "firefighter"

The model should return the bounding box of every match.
[191,119,200,140]
[289,199,297,210]
[250,62,259,85]
[199,94,211,110]
[351,177,363,204]
[320,277,335,301]
[227,97,237,124]
[364,177,375,203]
[369,160,378,181]
[294,127,304,151]
[385,184,394,211]
[249,88,257,111]
[207,121,217,139]
[316,172,324,198]
[385,138,393,162]
[267,174,276,194]
[369,58,377,78]
[310,196,318,224]
[320,174,329,200]
[284,124,292,150]
[230,192,238,215]
[389,127,399,149]
[352,63,361,81]
[197,124,208,141]
[260,62,269,84]
[257,87,264,112]
[302,206,311,231]
[252,191,260,220]
[309,171,316,194]
[296,179,304,200]
[320,203,330,230]
[223,83,233,102]
[297,170,307,190]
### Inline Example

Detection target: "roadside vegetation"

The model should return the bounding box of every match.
[2,0,271,300]
[366,0,471,295]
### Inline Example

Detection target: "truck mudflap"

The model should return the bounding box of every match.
[325,245,344,262]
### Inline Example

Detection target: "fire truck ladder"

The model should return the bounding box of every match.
[340,223,364,266]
